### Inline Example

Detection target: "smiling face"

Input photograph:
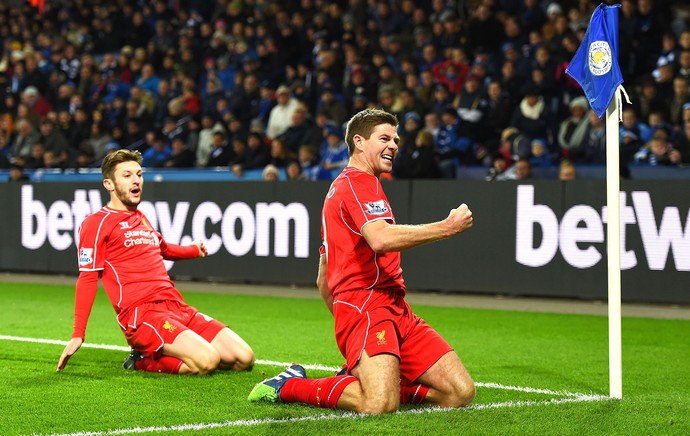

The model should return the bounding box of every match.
[351,123,399,177]
[104,160,144,211]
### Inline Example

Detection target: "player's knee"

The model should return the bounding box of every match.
[194,349,221,375]
[445,379,475,408]
[358,394,400,414]
[234,347,255,371]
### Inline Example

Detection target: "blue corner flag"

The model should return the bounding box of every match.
[566,4,623,119]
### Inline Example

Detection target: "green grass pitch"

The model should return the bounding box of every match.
[0,281,688,435]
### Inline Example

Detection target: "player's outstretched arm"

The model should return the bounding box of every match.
[57,337,83,372]
[362,203,473,253]
[160,239,208,260]
[57,271,99,371]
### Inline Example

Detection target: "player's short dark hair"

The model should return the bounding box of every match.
[101,149,142,180]
[344,108,398,155]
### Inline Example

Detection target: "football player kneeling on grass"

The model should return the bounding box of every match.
[248,108,475,413]
[57,149,255,375]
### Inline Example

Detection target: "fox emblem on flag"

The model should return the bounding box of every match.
[566,3,623,119]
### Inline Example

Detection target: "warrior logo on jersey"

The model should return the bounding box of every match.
[364,200,388,216]
[78,248,93,266]
[119,221,130,229]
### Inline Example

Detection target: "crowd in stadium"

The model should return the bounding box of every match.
[1,0,690,181]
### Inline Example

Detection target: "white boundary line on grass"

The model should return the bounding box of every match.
[42,396,607,436]
[1,335,610,435]
[1,335,595,398]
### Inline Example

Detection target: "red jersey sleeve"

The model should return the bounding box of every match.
[159,237,199,260]
[340,172,395,232]
[71,271,99,340]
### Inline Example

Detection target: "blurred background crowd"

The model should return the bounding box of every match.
[1,0,690,182]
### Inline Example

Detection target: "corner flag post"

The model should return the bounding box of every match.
[565,3,627,399]
[605,97,622,400]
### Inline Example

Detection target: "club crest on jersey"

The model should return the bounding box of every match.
[163,320,176,333]
[364,200,388,216]
[78,248,93,266]
[376,330,387,345]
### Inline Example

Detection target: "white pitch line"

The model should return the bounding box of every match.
[41,395,610,436]
[1,335,600,398]
[0,335,609,436]
[4,333,609,436]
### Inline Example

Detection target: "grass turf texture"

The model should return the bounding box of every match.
[0,282,687,435]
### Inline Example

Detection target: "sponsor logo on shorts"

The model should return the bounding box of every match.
[78,248,93,266]
[163,320,176,333]
[364,200,388,216]
[376,330,387,346]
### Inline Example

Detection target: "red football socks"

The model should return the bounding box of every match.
[400,382,429,405]
[279,375,357,408]
[135,355,184,374]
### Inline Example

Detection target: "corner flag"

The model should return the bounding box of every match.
[566,4,623,118]
[568,3,627,401]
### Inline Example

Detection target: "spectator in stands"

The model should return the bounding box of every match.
[485,153,509,181]
[205,130,234,168]
[8,161,29,182]
[399,111,422,152]
[455,74,487,162]
[634,134,680,166]
[436,106,468,178]
[196,114,226,167]
[266,85,299,140]
[317,83,348,128]
[393,129,440,179]
[319,123,349,177]
[558,159,577,181]
[297,145,320,181]
[482,80,514,156]
[499,157,533,181]
[278,103,322,154]
[557,96,590,153]
[669,75,690,133]
[24,142,46,169]
[262,163,280,181]
[141,135,172,168]
[269,137,295,169]
[570,109,607,165]
[510,85,555,148]
[39,118,70,168]
[430,46,470,95]
[672,119,690,164]
[229,74,261,124]
[165,137,196,168]
[11,119,40,163]
[232,131,270,177]
[21,86,52,119]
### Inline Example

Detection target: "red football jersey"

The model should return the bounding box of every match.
[77,206,185,315]
[321,167,405,297]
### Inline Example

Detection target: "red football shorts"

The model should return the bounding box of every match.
[119,300,227,357]
[333,289,453,383]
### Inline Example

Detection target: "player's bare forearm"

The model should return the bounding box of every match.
[317,255,333,314]
[362,204,473,253]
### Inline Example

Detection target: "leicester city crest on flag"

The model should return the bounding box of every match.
[566,4,623,119]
